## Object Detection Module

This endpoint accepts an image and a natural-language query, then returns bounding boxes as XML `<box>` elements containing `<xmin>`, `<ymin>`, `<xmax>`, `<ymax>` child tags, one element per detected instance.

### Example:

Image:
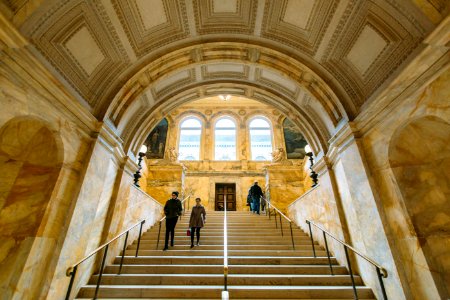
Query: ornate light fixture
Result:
<box><xmin>304</xmin><ymin>145</ymin><xmax>318</xmax><ymax>187</ymax></box>
<box><xmin>219</xmin><ymin>95</ymin><xmax>231</xmax><ymax>101</ymax></box>
<box><xmin>134</xmin><ymin>145</ymin><xmax>147</xmax><ymax>187</ymax></box>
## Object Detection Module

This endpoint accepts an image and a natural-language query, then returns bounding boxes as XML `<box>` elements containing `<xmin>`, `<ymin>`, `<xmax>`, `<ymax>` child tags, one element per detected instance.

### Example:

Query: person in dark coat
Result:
<box><xmin>249</xmin><ymin>181</ymin><xmax>263</xmax><ymax>215</ymax></box>
<box><xmin>163</xmin><ymin>191</ymin><xmax>182</xmax><ymax>251</ymax></box>
<box><xmin>189</xmin><ymin>198</ymin><xmax>206</xmax><ymax>248</ymax></box>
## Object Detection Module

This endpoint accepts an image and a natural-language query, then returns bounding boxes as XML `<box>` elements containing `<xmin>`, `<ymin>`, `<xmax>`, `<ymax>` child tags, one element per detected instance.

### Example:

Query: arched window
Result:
<box><xmin>215</xmin><ymin>117</ymin><xmax>236</xmax><ymax>160</ymax></box>
<box><xmin>249</xmin><ymin>118</ymin><xmax>272</xmax><ymax>160</ymax></box>
<box><xmin>178</xmin><ymin>117</ymin><xmax>202</xmax><ymax>160</ymax></box>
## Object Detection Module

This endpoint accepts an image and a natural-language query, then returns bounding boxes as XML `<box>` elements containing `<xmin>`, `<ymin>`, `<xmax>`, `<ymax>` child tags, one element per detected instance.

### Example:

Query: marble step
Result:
<box><xmin>122</xmin><ymin>249</ymin><xmax>328</xmax><ymax>256</ymax></box>
<box><xmin>103</xmin><ymin>264</ymin><xmax>348</xmax><ymax>275</ymax></box>
<box><xmin>77</xmin><ymin>285</ymin><xmax>374</xmax><ymax>299</ymax></box>
<box><xmin>134</xmin><ymin>239</ymin><xmax>314</xmax><ymax>246</ymax></box>
<box><xmin>89</xmin><ymin>274</ymin><xmax>363</xmax><ymax>286</ymax></box>
<box><xmin>112</xmin><ymin>256</ymin><xmax>338</xmax><ymax>265</ymax></box>
<box><xmin>138</xmin><ymin>236</ymin><xmax>312</xmax><ymax>242</ymax></box>
<box><xmin>128</xmin><ymin>244</ymin><xmax>315</xmax><ymax>251</ymax></box>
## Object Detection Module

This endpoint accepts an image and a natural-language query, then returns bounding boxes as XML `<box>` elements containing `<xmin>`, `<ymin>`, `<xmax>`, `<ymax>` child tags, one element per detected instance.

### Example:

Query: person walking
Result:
<box><xmin>163</xmin><ymin>191</ymin><xmax>182</xmax><ymax>251</ymax></box>
<box><xmin>247</xmin><ymin>187</ymin><xmax>253</xmax><ymax>212</ymax></box>
<box><xmin>189</xmin><ymin>197</ymin><xmax>206</xmax><ymax>248</ymax></box>
<box><xmin>249</xmin><ymin>181</ymin><xmax>263</xmax><ymax>215</ymax></box>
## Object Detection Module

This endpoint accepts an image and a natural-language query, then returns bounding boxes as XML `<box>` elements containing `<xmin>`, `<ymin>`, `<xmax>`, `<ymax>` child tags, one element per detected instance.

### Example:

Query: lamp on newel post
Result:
<box><xmin>134</xmin><ymin>145</ymin><xmax>147</xmax><ymax>188</ymax></box>
<box><xmin>304</xmin><ymin>145</ymin><xmax>318</xmax><ymax>187</ymax></box>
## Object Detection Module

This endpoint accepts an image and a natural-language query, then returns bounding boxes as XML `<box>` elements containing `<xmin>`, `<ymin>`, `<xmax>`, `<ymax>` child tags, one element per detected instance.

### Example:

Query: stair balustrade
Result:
<box><xmin>265</xmin><ymin>199</ymin><xmax>296</xmax><ymax>250</ymax></box>
<box><xmin>306</xmin><ymin>220</ymin><xmax>388</xmax><ymax>300</ymax></box>
<box><xmin>65</xmin><ymin>195</ymin><xmax>189</xmax><ymax>300</ymax></box>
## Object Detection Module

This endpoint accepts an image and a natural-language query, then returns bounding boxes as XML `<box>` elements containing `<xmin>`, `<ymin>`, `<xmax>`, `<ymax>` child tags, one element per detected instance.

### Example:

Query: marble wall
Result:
<box><xmin>0</xmin><ymin>22</ymin><xmax>164</xmax><ymax>300</ymax></box>
<box><xmin>360</xmin><ymin>68</ymin><xmax>450</xmax><ymax>299</ymax></box>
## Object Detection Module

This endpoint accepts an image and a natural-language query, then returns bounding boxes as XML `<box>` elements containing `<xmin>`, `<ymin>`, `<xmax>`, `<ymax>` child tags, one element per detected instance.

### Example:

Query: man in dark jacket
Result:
<box><xmin>163</xmin><ymin>191</ymin><xmax>183</xmax><ymax>250</ymax></box>
<box><xmin>249</xmin><ymin>181</ymin><xmax>263</xmax><ymax>215</ymax></box>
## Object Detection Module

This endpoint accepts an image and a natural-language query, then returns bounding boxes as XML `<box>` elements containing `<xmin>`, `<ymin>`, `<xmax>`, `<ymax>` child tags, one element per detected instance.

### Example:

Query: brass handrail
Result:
<box><xmin>66</xmin><ymin>220</ymin><xmax>144</xmax><ymax>276</ymax></box>
<box><xmin>306</xmin><ymin>220</ymin><xmax>388</xmax><ymax>277</ymax></box>
<box><xmin>155</xmin><ymin>195</ymin><xmax>190</xmax><ymax>250</ymax></box>
<box><xmin>306</xmin><ymin>219</ymin><xmax>388</xmax><ymax>300</ymax></box>
<box><xmin>222</xmin><ymin>186</ymin><xmax>229</xmax><ymax>299</ymax></box>
<box><xmin>266</xmin><ymin>198</ymin><xmax>296</xmax><ymax>250</ymax></box>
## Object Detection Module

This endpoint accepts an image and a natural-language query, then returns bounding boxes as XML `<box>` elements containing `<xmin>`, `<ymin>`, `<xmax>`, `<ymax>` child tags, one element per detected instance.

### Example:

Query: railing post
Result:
<box><xmin>344</xmin><ymin>245</ymin><xmax>358</xmax><ymax>299</ymax></box>
<box><xmin>289</xmin><ymin>222</ymin><xmax>295</xmax><ymax>250</ymax></box>
<box><xmin>268</xmin><ymin>203</ymin><xmax>271</xmax><ymax>220</ymax></box>
<box><xmin>376</xmin><ymin>267</ymin><xmax>388</xmax><ymax>300</ymax></box>
<box><xmin>93</xmin><ymin>244</ymin><xmax>109</xmax><ymax>300</ymax></box>
<box><xmin>323</xmin><ymin>232</ymin><xmax>334</xmax><ymax>275</ymax></box>
<box><xmin>118</xmin><ymin>231</ymin><xmax>129</xmax><ymax>275</ymax></box>
<box><xmin>156</xmin><ymin>220</ymin><xmax>162</xmax><ymax>250</ymax></box>
<box><xmin>279</xmin><ymin>213</ymin><xmax>284</xmax><ymax>236</ymax></box>
<box><xmin>135</xmin><ymin>220</ymin><xmax>145</xmax><ymax>257</ymax></box>
<box><xmin>306</xmin><ymin>221</ymin><xmax>316</xmax><ymax>258</ymax></box>
<box><xmin>65</xmin><ymin>265</ymin><xmax>78</xmax><ymax>300</ymax></box>
<box><xmin>274</xmin><ymin>210</ymin><xmax>278</xmax><ymax>229</ymax></box>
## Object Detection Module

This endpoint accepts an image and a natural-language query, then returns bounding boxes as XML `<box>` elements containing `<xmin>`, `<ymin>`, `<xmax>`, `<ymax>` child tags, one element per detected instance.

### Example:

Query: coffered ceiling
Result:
<box><xmin>4</xmin><ymin>0</ymin><xmax>437</xmax><ymax>126</ymax></box>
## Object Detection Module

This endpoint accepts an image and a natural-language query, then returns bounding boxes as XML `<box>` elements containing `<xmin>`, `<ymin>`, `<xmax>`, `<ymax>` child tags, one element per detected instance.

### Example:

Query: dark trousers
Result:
<box><xmin>165</xmin><ymin>217</ymin><xmax>178</xmax><ymax>247</ymax></box>
<box><xmin>252</xmin><ymin>196</ymin><xmax>260</xmax><ymax>214</ymax></box>
<box><xmin>190</xmin><ymin>227</ymin><xmax>201</xmax><ymax>245</ymax></box>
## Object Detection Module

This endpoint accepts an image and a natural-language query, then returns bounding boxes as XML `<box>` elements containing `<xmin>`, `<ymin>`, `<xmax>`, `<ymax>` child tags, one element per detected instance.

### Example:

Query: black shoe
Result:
<box><xmin>170</xmin><ymin>241</ymin><xmax>174</xmax><ymax>247</ymax></box>
<box><xmin>163</xmin><ymin>247</ymin><xmax>168</xmax><ymax>251</ymax></box>
<box><xmin>190</xmin><ymin>244</ymin><xmax>194</xmax><ymax>248</ymax></box>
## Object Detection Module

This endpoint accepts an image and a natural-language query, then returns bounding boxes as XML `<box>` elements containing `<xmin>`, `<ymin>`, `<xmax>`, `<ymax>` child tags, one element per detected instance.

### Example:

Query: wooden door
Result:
<box><xmin>215</xmin><ymin>183</ymin><xmax>236</xmax><ymax>211</ymax></box>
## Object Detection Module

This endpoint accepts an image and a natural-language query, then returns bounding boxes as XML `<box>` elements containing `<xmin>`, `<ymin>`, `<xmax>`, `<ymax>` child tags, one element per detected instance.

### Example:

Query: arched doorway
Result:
<box><xmin>0</xmin><ymin>117</ymin><xmax>63</xmax><ymax>298</ymax></box>
<box><xmin>389</xmin><ymin>116</ymin><xmax>450</xmax><ymax>298</ymax></box>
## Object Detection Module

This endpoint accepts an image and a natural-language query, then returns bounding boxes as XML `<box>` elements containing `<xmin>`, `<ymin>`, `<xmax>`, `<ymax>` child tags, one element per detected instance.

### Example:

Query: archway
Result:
<box><xmin>0</xmin><ymin>117</ymin><xmax>63</xmax><ymax>298</ymax></box>
<box><xmin>389</xmin><ymin>116</ymin><xmax>450</xmax><ymax>298</ymax></box>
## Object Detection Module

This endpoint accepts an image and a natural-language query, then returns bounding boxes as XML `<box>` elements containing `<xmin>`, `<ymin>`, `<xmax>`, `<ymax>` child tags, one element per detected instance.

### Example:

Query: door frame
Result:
<box><xmin>214</xmin><ymin>183</ymin><xmax>236</xmax><ymax>211</ymax></box>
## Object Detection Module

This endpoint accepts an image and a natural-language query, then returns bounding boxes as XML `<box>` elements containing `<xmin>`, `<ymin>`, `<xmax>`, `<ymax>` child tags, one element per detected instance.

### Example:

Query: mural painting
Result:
<box><xmin>144</xmin><ymin>118</ymin><xmax>168</xmax><ymax>159</ymax></box>
<box><xmin>283</xmin><ymin>118</ymin><xmax>308</xmax><ymax>159</ymax></box>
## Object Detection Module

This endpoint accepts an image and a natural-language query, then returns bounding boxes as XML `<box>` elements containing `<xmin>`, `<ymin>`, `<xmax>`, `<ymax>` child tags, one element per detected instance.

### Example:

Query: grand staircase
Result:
<box><xmin>76</xmin><ymin>211</ymin><xmax>374</xmax><ymax>299</ymax></box>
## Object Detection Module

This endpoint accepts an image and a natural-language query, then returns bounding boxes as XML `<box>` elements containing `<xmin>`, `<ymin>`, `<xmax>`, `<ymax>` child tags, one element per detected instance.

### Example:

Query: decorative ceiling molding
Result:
<box><xmin>24</xmin><ymin>0</ymin><xmax>129</xmax><ymax>106</ymax></box>
<box><xmin>193</xmin><ymin>0</ymin><xmax>258</xmax><ymax>34</ymax></box>
<box><xmin>111</xmin><ymin>0</ymin><xmax>189</xmax><ymax>57</ymax></box>
<box><xmin>261</xmin><ymin>0</ymin><xmax>339</xmax><ymax>56</ymax></box>
<box><xmin>321</xmin><ymin>0</ymin><xmax>428</xmax><ymax>105</ymax></box>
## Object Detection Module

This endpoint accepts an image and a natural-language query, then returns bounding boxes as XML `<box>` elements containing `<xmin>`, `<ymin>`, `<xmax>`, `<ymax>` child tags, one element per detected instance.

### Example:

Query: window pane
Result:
<box><xmin>181</xmin><ymin>118</ymin><xmax>201</xmax><ymax>128</ymax></box>
<box><xmin>215</xmin><ymin>118</ymin><xmax>236</xmax><ymax>160</ymax></box>
<box><xmin>249</xmin><ymin>118</ymin><xmax>270</xmax><ymax>128</ymax></box>
<box><xmin>216</xmin><ymin>118</ymin><xmax>236</xmax><ymax>128</ymax></box>
<box><xmin>250</xmin><ymin>119</ymin><xmax>272</xmax><ymax>160</ymax></box>
<box><xmin>179</xmin><ymin>118</ymin><xmax>201</xmax><ymax>160</ymax></box>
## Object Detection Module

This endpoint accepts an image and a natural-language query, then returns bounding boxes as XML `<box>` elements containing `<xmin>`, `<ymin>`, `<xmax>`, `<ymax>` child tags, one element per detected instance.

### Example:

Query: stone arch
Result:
<box><xmin>0</xmin><ymin>116</ymin><xmax>64</xmax><ymax>298</ymax></box>
<box><xmin>389</xmin><ymin>115</ymin><xmax>450</xmax><ymax>298</ymax></box>
<box><xmin>126</xmin><ymin>83</ymin><xmax>327</xmax><ymax>158</ymax></box>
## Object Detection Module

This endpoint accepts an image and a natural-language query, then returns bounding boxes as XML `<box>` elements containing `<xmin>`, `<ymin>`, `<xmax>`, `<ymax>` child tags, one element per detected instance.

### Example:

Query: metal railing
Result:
<box><xmin>265</xmin><ymin>199</ymin><xmax>296</xmax><ymax>250</ymax></box>
<box><xmin>306</xmin><ymin>220</ymin><xmax>388</xmax><ymax>300</ymax></box>
<box><xmin>155</xmin><ymin>195</ymin><xmax>191</xmax><ymax>250</ymax></box>
<box><xmin>222</xmin><ymin>188</ymin><xmax>229</xmax><ymax>300</ymax></box>
<box><xmin>65</xmin><ymin>219</ymin><xmax>146</xmax><ymax>300</ymax></box>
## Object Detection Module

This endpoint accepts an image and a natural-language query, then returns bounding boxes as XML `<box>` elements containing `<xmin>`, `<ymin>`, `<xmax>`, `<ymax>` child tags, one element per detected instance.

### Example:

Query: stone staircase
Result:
<box><xmin>76</xmin><ymin>211</ymin><xmax>374</xmax><ymax>299</ymax></box>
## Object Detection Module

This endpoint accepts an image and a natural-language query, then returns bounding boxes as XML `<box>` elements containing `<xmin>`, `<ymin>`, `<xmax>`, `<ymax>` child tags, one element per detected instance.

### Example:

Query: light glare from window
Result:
<box><xmin>178</xmin><ymin>118</ymin><xmax>201</xmax><ymax>160</ymax></box>
<box><xmin>215</xmin><ymin>117</ymin><xmax>236</xmax><ymax>160</ymax></box>
<box><xmin>249</xmin><ymin>118</ymin><xmax>272</xmax><ymax>160</ymax></box>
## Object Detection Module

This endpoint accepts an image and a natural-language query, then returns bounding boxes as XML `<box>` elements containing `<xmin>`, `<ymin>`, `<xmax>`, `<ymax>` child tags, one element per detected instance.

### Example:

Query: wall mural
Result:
<box><xmin>144</xmin><ymin>118</ymin><xmax>168</xmax><ymax>159</ymax></box>
<box><xmin>283</xmin><ymin>118</ymin><xmax>308</xmax><ymax>159</ymax></box>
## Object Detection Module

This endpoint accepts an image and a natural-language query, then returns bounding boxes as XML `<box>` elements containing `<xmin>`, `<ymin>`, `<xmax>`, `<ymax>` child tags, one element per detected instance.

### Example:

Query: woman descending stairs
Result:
<box><xmin>76</xmin><ymin>211</ymin><xmax>375</xmax><ymax>299</ymax></box>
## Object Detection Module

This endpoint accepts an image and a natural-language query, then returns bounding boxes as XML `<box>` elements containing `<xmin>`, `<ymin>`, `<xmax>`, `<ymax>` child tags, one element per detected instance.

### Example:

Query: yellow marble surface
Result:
<box><xmin>145</xmin><ymin>163</ymin><xmax>185</xmax><ymax>205</ymax></box>
<box><xmin>360</xmin><ymin>69</ymin><xmax>450</xmax><ymax>299</ymax></box>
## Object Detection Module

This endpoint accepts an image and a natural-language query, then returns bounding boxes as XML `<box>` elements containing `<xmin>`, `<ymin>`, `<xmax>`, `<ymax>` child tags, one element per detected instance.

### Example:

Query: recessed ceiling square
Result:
<box><xmin>283</xmin><ymin>0</ymin><xmax>315</xmax><ymax>29</ymax></box>
<box><xmin>65</xmin><ymin>26</ymin><xmax>105</xmax><ymax>76</ymax></box>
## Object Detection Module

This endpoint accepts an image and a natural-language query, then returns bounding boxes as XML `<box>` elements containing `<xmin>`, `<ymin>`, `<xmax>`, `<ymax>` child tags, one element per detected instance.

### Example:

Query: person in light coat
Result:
<box><xmin>189</xmin><ymin>197</ymin><xmax>206</xmax><ymax>248</ymax></box>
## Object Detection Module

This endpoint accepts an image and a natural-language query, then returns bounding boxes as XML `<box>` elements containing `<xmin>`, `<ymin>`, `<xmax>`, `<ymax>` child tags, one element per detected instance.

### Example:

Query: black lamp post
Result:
<box><xmin>134</xmin><ymin>145</ymin><xmax>147</xmax><ymax>188</ymax></box>
<box><xmin>305</xmin><ymin>145</ymin><xmax>318</xmax><ymax>187</ymax></box>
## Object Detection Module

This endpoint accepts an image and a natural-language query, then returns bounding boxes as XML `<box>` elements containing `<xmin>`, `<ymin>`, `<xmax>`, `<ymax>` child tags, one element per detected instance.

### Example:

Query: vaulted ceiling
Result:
<box><xmin>3</xmin><ymin>0</ymin><xmax>445</xmax><ymax>152</ymax></box>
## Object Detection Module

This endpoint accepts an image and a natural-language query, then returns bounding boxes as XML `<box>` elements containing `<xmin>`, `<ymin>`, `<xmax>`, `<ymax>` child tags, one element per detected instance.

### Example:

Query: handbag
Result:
<box><xmin>186</xmin><ymin>228</ymin><xmax>191</xmax><ymax>236</ymax></box>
